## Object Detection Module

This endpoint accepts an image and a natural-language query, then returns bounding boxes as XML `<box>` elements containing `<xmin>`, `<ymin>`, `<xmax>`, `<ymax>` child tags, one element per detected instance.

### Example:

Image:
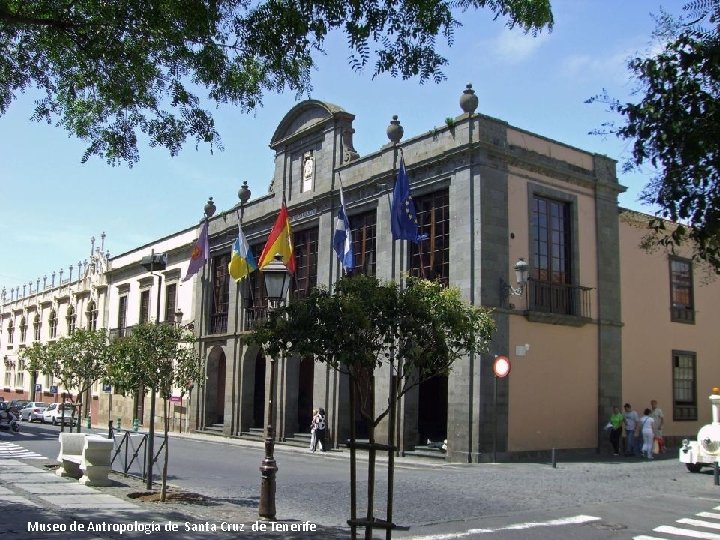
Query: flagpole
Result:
<box><xmin>198</xmin><ymin>197</ymin><xmax>216</xmax><ymax>432</ymax></box>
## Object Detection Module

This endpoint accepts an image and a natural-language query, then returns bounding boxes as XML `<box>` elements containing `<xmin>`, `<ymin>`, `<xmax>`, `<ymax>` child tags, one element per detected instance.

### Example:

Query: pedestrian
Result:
<box><xmin>607</xmin><ymin>405</ymin><xmax>624</xmax><ymax>456</ymax></box>
<box><xmin>650</xmin><ymin>399</ymin><xmax>665</xmax><ymax>453</ymax></box>
<box><xmin>623</xmin><ymin>403</ymin><xmax>640</xmax><ymax>457</ymax></box>
<box><xmin>312</xmin><ymin>408</ymin><xmax>326</xmax><ymax>452</ymax></box>
<box><xmin>309</xmin><ymin>408</ymin><xmax>318</xmax><ymax>452</ymax></box>
<box><xmin>639</xmin><ymin>408</ymin><xmax>656</xmax><ymax>459</ymax></box>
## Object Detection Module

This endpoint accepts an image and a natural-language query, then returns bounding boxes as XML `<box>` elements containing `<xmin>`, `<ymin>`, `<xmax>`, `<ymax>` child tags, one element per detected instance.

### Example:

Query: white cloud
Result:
<box><xmin>492</xmin><ymin>29</ymin><xmax>550</xmax><ymax>64</ymax></box>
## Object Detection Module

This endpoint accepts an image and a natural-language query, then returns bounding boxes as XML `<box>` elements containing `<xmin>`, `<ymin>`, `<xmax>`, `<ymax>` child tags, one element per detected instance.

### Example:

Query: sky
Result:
<box><xmin>0</xmin><ymin>0</ymin><xmax>684</xmax><ymax>292</ymax></box>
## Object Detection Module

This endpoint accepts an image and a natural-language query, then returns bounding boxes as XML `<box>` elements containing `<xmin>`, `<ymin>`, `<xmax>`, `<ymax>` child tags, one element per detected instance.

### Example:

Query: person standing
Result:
<box><xmin>650</xmin><ymin>400</ymin><xmax>665</xmax><ymax>453</ymax></box>
<box><xmin>313</xmin><ymin>408</ymin><xmax>327</xmax><ymax>452</ymax></box>
<box><xmin>608</xmin><ymin>406</ymin><xmax>624</xmax><ymax>456</ymax></box>
<box><xmin>623</xmin><ymin>403</ymin><xmax>640</xmax><ymax>457</ymax></box>
<box><xmin>309</xmin><ymin>408</ymin><xmax>318</xmax><ymax>452</ymax></box>
<box><xmin>639</xmin><ymin>408</ymin><xmax>656</xmax><ymax>459</ymax></box>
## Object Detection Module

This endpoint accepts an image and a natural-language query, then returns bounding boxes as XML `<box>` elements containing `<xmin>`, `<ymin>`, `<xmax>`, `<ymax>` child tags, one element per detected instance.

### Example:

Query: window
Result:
<box><xmin>210</xmin><ymin>253</ymin><xmax>230</xmax><ymax>334</ymax></box>
<box><xmin>409</xmin><ymin>189</ymin><xmax>450</xmax><ymax>284</ymax></box>
<box><xmin>19</xmin><ymin>317</ymin><xmax>27</xmax><ymax>343</ymax></box>
<box><xmin>532</xmin><ymin>195</ymin><xmax>571</xmax><ymax>284</ymax></box>
<box><xmin>673</xmin><ymin>351</ymin><xmax>697</xmax><ymax>420</ymax></box>
<box><xmin>66</xmin><ymin>306</ymin><xmax>76</xmax><ymax>334</ymax></box>
<box><xmin>164</xmin><ymin>283</ymin><xmax>177</xmax><ymax>323</ymax></box>
<box><xmin>49</xmin><ymin>310</ymin><xmax>58</xmax><ymax>339</ymax></box>
<box><xmin>670</xmin><ymin>257</ymin><xmax>695</xmax><ymax>323</ymax></box>
<box><xmin>3</xmin><ymin>372</ymin><xmax>11</xmax><ymax>387</ymax></box>
<box><xmin>7</xmin><ymin>319</ymin><xmax>14</xmax><ymax>345</ymax></box>
<box><xmin>349</xmin><ymin>210</ymin><xmax>377</xmax><ymax>276</ymax></box>
<box><xmin>33</xmin><ymin>314</ymin><xmax>41</xmax><ymax>341</ymax></box>
<box><xmin>292</xmin><ymin>228</ymin><xmax>318</xmax><ymax>298</ymax></box>
<box><xmin>118</xmin><ymin>296</ymin><xmax>128</xmax><ymax>337</ymax></box>
<box><xmin>86</xmin><ymin>300</ymin><xmax>98</xmax><ymax>330</ymax></box>
<box><xmin>15</xmin><ymin>371</ymin><xmax>24</xmax><ymax>388</ymax></box>
<box><xmin>528</xmin><ymin>194</ymin><xmax>586</xmax><ymax>317</ymax></box>
<box><xmin>139</xmin><ymin>290</ymin><xmax>150</xmax><ymax>324</ymax></box>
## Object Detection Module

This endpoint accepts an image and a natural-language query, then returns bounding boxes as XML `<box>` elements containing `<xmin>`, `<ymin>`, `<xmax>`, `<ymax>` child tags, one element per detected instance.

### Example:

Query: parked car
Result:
<box><xmin>42</xmin><ymin>403</ymin><xmax>76</xmax><ymax>426</ymax></box>
<box><xmin>19</xmin><ymin>402</ymin><xmax>49</xmax><ymax>422</ymax></box>
<box><xmin>8</xmin><ymin>399</ymin><xmax>30</xmax><ymax>416</ymax></box>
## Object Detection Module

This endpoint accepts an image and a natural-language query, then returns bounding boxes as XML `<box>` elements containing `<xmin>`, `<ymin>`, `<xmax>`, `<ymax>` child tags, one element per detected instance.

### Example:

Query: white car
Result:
<box><xmin>19</xmin><ymin>402</ymin><xmax>49</xmax><ymax>422</ymax></box>
<box><xmin>42</xmin><ymin>403</ymin><xmax>76</xmax><ymax>426</ymax></box>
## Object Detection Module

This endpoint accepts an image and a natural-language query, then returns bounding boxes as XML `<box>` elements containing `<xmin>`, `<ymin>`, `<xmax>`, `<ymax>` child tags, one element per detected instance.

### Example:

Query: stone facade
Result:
<box><xmin>5</xmin><ymin>92</ymin><xmax>713</xmax><ymax>462</ymax></box>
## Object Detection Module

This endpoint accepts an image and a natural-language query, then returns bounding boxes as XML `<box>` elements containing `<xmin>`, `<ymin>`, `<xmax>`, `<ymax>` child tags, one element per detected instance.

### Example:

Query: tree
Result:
<box><xmin>594</xmin><ymin>1</ymin><xmax>720</xmax><ymax>272</ymax></box>
<box><xmin>250</xmin><ymin>274</ymin><xmax>495</xmax><ymax>538</ymax></box>
<box><xmin>107</xmin><ymin>322</ymin><xmax>202</xmax><ymax>501</ymax></box>
<box><xmin>18</xmin><ymin>341</ymin><xmax>51</xmax><ymax>401</ymax></box>
<box><xmin>0</xmin><ymin>1</ymin><xmax>552</xmax><ymax>165</ymax></box>
<box><xmin>47</xmin><ymin>329</ymin><xmax>111</xmax><ymax>432</ymax></box>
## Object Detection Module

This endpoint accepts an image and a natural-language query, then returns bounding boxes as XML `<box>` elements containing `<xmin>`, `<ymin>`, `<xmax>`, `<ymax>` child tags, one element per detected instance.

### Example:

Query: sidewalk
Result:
<box><xmin>0</xmin><ymin>457</ymin><xmax>351</xmax><ymax>539</ymax></box>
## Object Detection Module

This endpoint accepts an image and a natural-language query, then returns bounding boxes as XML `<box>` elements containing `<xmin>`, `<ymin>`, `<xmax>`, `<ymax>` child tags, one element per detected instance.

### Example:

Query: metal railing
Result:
<box><xmin>110</xmin><ymin>430</ymin><xmax>166</xmax><ymax>481</ymax></box>
<box><xmin>527</xmin><ymin>280</ymin><xmax>592</xmax><ymax>319</ymax></box>
<box><xmin>209</xmin><ymin>312</ymin><xmax>228</xmax><ymax>334</ymax></box>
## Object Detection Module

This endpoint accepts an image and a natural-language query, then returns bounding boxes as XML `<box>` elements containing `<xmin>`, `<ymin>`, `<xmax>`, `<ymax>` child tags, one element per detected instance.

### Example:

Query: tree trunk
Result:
<box><xmin>161</xmin><ymin>397</ymin><xmax>170</xmax><ymax>502</ymax></box>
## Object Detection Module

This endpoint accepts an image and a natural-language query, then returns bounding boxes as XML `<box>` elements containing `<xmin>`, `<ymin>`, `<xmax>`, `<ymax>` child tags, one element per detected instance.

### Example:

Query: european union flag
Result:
<box><xmin>391</xmin><ymin>157</ymin><xmax>427</xmax><ymax>243</ymax></box>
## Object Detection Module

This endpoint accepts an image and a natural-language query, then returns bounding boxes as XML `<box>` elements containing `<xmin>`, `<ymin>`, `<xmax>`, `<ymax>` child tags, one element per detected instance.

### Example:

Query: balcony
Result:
<box><xmin>526</xmin><ymin>279</ymin><xmax>592</xmax><ymax>326</ymax></box>
<box><xmin>243</xmin><ymin>306</ymin><xmax>270</xmax><ymax>332</ymax></box>
<box><xmin>209</xmin><ymin>312</ymin><xmax>228</xmax><ymax>335</ymax></box>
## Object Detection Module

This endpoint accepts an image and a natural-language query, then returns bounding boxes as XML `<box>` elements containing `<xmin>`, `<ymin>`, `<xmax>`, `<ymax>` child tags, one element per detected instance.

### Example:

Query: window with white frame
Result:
<box><xmin>15</xmin><ymin>371</ymin><xmax>24</xmax><ymax>388</ymax></box>
<box><xmin>49</xmin><ymin>309</ymin><xmax>58</xmax><ymax>338</ymax></box>
<box><xmin>86</xmin><ymin>300</ymin><xmax>98</xmax><ymax>330</ymax></box>
<box><xmin>7</xmin><ymin>319</ymin><xmax>13</xmax><ymax>345</ymax></box>
<box><xmin>3</xmin><ymin>372</ymin><xmax>11</xmax><ymax>387</ymax></box>
<box><xmin>33</xmin><ymin>314</ymin><xmax>41</xmax><ymax>341</ymax></box>
<box><xmin>19</xmin><ymin>316</ymin><xmax>27</xmax><ymax>343</ymax></box>
<box><xmin>66</xmin><ymin>305</ymin><xmax>76</xmax><ymax>334</ymax></box>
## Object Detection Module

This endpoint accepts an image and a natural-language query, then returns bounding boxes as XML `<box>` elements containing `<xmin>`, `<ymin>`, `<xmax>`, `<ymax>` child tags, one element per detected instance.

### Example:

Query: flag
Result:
<box><xmin>391</xmin><ymin>157</ymin><xmax>427</xmax><ymax>243</ymax></box>
<box><xmin>182</xmin><ymin>220</ymin><xmax>208</xmax><ymax>282</ymax></box>
<box><xmin>333</xmin><ymin>183</ymin><xmax>354</xmax><ymax>272</ymax></box>
<box><xmin>258</xmin><ymin>203</ymin><xmax>296</xmax><ymax>273</ymax></box>
<box><xmin>228</xmin><ymin>219</ymin><xmax>257</xmax><ymax>281</ymax></box>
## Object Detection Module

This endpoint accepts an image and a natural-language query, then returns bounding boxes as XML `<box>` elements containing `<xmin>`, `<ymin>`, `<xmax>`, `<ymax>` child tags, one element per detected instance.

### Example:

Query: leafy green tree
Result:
<box><xmin>46</xmin><ymin>329</ymin><xmax>111</xmax><ymax>432</ymax></box>
<box><xmin>18</xmin><ymin>341</ymin><xmax>51</xmax><ymax>401</ymax></box>
<box><xmin>593</xmin><ymin>1</ymin><xmax>720</xmax><ymax>272</ymax></box>
<box><xmin>251</xmin><ymin>274</ymin><xmax>494</xmax><ymax>537</ymax></box>
<box><xmin>107</xmin><ymin>322</ymin><xmax>202</xmax><ymax>501</ymax></box>
<box><xmin>0</xmin><ymin>0</ymin><xmax>552</xmax><ymax>165</ymax></box>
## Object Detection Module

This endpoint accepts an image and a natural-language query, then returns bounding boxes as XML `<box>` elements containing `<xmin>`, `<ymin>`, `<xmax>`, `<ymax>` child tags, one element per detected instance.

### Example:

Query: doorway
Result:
<box><xmin>297</xmin><ymin>357</ymin><xmax>314</xmax><ymax>433</ymax></box>
<box><xmin>215</xmin><ymin>354</ymin><xmax>226</xmax><ymax>424</ymax></box>
<box><xmin>417</xmin><ymin>375</ymin><xmax>448</xmax><ymax>444</ymax></box>
<box><xmin>252</xmin><ymin>352</ymin><xmax>266</xmax><ymax>428</ymax></box>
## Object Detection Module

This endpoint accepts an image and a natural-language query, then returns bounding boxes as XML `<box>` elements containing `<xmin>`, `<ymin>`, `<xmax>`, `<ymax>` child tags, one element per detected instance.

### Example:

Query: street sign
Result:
<box><xmin>493</xmin><ymin>356</ymin><xmax>511</xmax><ymax>378</ymax></box>
<box><xmin>50</xmin><ymin>385</ymin><xmax>58</xmax><ymax>394</ymax></box>
<box><xmin>170</xmin><ymin>395</ymin><xmax>181</xmax><ymax>403</ymax></box>
<box><xmin>35</xmin><ymin>383</ymin><xmax>42</xmax><ymax>392</ymax></box>
<box><xmin>102</xmin><ymin>384</ymin><xmax>112</xmax><ymax>393</ymax></box>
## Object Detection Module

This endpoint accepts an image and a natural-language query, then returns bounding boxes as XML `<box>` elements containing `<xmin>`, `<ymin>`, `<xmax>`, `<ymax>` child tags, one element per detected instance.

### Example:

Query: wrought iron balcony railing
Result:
<box><xmin>527</xmin><ymin>279</ymin><xmax>592</xmax><ymax>320</ymax></box>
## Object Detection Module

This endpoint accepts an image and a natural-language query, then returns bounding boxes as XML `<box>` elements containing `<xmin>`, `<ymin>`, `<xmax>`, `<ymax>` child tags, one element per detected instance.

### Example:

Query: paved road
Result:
<box><xmin>4</xmin><ymin>422</ymin><xmax>720</xmax><ymax>539</ymax></box>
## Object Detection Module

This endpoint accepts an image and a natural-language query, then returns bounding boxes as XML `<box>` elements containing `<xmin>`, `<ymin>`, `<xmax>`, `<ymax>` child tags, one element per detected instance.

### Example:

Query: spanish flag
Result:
<box><xmin>258</xmin><ymin>204</ymin><xmax>296</xmax><ymax>273</ymax></box>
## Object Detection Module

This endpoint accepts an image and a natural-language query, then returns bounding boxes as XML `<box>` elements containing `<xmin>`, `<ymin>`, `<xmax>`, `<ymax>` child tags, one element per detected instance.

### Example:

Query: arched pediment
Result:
<box><xmin>270</xmin><ymin>100</ymin><xmax>348</xmax><ymax>148</ymax></box>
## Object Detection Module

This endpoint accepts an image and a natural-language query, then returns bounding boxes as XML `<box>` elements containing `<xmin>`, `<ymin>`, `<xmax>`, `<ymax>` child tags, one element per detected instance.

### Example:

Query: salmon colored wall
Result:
<box><xmin>620</xmin><ymin>212</ymin><xmax>720</xmax><ymax>438</ymax></box>
<box><xmin>508</xmin><ymin>318</ymin><xmax>599</xmax><ymax>451</ymax></box>
<box><xmin>505</xmin><ymin>167</ymin><xmax>602</xmax><ymax>451</ymax></box>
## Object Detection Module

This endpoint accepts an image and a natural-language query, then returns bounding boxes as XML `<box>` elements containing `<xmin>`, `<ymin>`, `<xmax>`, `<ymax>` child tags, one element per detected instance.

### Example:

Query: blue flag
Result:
<box><xmin>391</xmin><ymin>157</ymin><xmax>427</xmax><ymax>243</ymax></box>
<box><xmin>333</xmin><ymin>183</ymin><xmax>354</xmax><ymax>272</ymax></box>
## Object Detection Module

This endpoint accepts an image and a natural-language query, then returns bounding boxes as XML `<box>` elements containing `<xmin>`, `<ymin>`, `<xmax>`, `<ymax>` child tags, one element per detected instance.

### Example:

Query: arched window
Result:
<box><xmin>49</xmin><ymin>309</ymin><xmax>58</xmax><ymax>339</ymax></box>
<box><xmin>86</xmin><ymin>300</ymin><xmax>98</xmax><ymax>331</ymax></box>
<box><xmin>66</xmin><ymin>305</ymin><xmax>76</xmax><ymax>334</ymax></box>
<box><xmin>19</xmin><ymin>316</ymin><xmax>27</xmax><ymax>343</ymax></box>
<box><xmin>33</xmin><ymin>313</ymin><xmax>41</xmax><ymax>341</ymax></box>
<box><xmin>7</xmin><ymin>319</ymin><xmax>14</xmax><ymax>345</ymax></box>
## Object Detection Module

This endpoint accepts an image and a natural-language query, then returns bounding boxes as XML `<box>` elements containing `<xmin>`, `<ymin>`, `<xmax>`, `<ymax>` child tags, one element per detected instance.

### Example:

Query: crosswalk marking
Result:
<box><xmin>0</xmin><ymin>442</ymin><xmax>45</xmax><ymax>460</ymax></box>
<box><xmin>653</xmin><ymin>525</ymin><xmax>720</xmax><ymax>539</ymax></box>
<box><xmin>635</xmin><ymin>505</ymin><xmax>720</xmax><ymax>540</ymax></box>
<box><xmin>405</xmin><ymin>515</ymin><xmax>601</xmax><ymax>539</ymax></box>
<box><xmin>679</xmin><ymin>518</ymin><xmax>720</xmax><ymax>531</ymax></box>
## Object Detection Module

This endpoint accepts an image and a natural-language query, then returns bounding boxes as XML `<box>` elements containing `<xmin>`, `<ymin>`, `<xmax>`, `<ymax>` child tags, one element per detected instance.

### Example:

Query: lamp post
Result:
<box><xmin>140</xmin><ymin>249</ymin><xmax>167</xmax><ymax>490</ymax></box>
<box><xmin>258</xmin><ymin>256</ymin><xmax>292</xmax><ymax>521</ymax></box>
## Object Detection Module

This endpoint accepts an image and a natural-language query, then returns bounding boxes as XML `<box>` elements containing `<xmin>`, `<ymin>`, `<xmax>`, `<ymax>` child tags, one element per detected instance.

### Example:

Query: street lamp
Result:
<box><xmin>258</xmin><ymin>256</ymin><xmax>292</xmax><ymax>521</ymax></box>
<box><xmin>140</xmin><ymin>249</ymin><xmax>167</xmax><ymax>490</ymax></box>
<box><xmin>504</xmin><ymin>258</ymin><xmax>529</xmax><ymax>296</ymax></box>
